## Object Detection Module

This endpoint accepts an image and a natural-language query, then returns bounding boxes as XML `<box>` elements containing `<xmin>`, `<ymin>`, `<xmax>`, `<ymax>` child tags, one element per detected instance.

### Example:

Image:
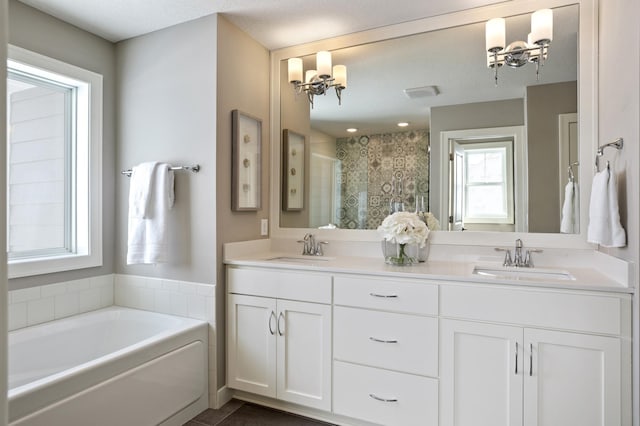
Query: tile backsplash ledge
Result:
<box><xmin>8</xmin><ymin>275</ymin><xmax>114</xmax><ymax>331</ymax></box>
<box><xmin>114</xmin><ymin>274</ymin><xmax>214</xmax><ymax>323</ymax></box>
<box><xmin>8</xmin><ymin>274</ymin><xmax>215</xmax><ymax>331</ymax></box>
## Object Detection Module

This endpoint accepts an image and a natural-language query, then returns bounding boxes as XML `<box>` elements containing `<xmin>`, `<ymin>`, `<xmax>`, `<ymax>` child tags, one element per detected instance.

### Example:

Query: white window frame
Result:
<box><xmin>7</xmin><ymin>45</ymin><xmax>102</xmax><ymax>278</ymax></box>
<box><xmin>462</xmin><ymin>140</ymin><xmax>515</xmax><ymax>225</ymax></box>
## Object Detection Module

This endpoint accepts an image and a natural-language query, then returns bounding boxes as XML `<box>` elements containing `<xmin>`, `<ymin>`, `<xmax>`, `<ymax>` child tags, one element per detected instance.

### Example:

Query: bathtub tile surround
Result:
<box><xmin>114</xmin><ymin>274</ymin><xmax>215</xmax><ymax>322</ymax></box>
<box><xmin>8</xmin><ymin>275</ymin><xmax>114</xmax><ymax>331</ymax></box>
<box><xmin>115</xmin><ymin>274</ymin><xmax>217</xmax><ymax>408</ymax></box>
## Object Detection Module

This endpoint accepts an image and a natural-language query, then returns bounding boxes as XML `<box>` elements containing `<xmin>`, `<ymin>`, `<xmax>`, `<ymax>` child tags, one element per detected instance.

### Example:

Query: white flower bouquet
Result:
<box><xmin>378</xmin><ymin>212</ymin><xmax>430</xmax><ymax>265</ymax></box>
<box><xmin>417</xmin><ymin>211</ymin><xmax>440</xmax><ymax>231</ymax></box>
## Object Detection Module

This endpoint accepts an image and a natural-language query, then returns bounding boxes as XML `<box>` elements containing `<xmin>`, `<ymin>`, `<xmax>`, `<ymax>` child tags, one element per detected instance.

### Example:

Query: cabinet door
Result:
<box><xmin>227</xmin><ymin>294</ymin><xmax>277</xmax><ymax>397</ymax></box>
<box><xmin>524</xmin><ymin>329</ymin><xmax>622</xmax><ymax>426</ymax></box>
<box><xmin>441</xmin><ymin>319</ymin><xmax>523</xmax><ymax>426</ymax></box>
<box><xmin>276</xmin><ymin>300</ymin><xmax>332</xmax><ymax>411</ymax></box>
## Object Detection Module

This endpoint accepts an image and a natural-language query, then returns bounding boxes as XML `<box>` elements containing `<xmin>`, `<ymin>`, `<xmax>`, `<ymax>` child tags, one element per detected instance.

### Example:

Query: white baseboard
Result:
<box><xmin>215</xmin><ymin>386</ymin><xmax>234</xmax><ymax>409</ymax></box>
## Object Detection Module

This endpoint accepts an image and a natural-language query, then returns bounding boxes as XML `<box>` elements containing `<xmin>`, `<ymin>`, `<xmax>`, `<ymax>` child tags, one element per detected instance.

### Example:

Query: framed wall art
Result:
<box><xmin>282</xmin><ymin>129</ymin><xmax>305</xmax><ymax>211</ymax></box>
<box><xmin>232</xmin><ymin>109</ymin><xmax>262</xmax><ymax>211</ymax></box>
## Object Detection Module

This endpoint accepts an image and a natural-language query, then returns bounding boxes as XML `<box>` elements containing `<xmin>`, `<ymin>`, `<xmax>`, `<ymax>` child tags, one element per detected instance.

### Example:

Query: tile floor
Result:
<box><xmin>184</xmin><ymin>399</ymin><xmax>335</xmax><ymax>426</ymax></box>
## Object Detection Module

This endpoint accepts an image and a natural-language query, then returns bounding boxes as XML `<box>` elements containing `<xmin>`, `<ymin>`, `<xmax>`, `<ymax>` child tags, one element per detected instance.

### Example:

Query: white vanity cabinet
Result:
<box><xmin>226</xmin><ymin>267</ymin><xmax>332</xmax><ymax>411</ymax></box>
<box><xmin>440</xmin><ymin>284</ymin><xmax>631</xmax><ymax>426</ymax></box>
<box><xmin>224</xmin><ymin>261</ymin><xmax>631</xmax><ymax>426</ymax></box>
<box><xmin>332</xmin><ymin>275</ymin><xmax>440</xmax><ymax>426</ymax></box>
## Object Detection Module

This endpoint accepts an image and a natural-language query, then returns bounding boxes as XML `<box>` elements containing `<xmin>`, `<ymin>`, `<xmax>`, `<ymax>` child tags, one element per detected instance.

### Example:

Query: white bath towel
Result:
<box><xmin>560</xmin><ymin>182</ymin><xmax>579</xmax><ymax>234</ymax></box>
<box><xmin>587</xmin><ymin>168</ymin><xmax>626</xmax><ymax>247</ymax></box>
<box><xmin>127</xmin><ymin>163</ymin><xmax>175</xmax><ymax>264</ymax></box>
<box><xmin>128</xmin><ymin>162</ymin><xmax>158</xmax><ymax>219</ymax></box>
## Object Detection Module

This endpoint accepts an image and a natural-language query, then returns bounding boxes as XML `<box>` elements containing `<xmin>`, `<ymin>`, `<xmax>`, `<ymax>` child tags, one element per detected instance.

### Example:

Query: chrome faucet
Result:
<box><xmin>495</xmin><ymin>239</ymin><xmax>543</xmax><ymax>268</ymax></box>
<box><xmin>297</xmin><ymin>233</ymin><xmax>328</xmax><ymax>256</ymax></box>
<box><xmin>513</xmin><ymin>239</ymin><xmax>524</xmax><ymax>267</ymax></box>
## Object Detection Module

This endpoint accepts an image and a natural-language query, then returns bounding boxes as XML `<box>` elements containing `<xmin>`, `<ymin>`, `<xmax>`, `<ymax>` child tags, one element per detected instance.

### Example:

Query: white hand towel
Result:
<box><xmin>128</xmin><ymin>162</ymin><xmax>158</xmax><ymax>219</ymax></box>
<box><xmin>606</xmin><ymin>169</ymin><xmax>626</xmax><ymax>247</ymax></box>
<box><xmin>587</xmin><ymin>168</ymin><xmax>626</xmax><ymax>247</ymax></box>
<box><xmin>560</xmin><ymin>182</ymin><xmax>576</xmax><ymax>234</ymax></box>
<box><xmin>127</xmin><ymin>163</ymin><xmax>175</xmax><ymax>264</ymax></box>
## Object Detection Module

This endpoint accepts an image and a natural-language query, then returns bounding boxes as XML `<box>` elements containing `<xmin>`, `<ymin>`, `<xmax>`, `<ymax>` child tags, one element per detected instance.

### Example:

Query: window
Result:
<box><xmin>6</xmin><ymin>46</ymin><xmax>102</xmax><ymax>278</ymax></box>
<box><xmin>462</xmin><ymin>140</ymin><xmax>514</xmax><ymax>224</ymax></box>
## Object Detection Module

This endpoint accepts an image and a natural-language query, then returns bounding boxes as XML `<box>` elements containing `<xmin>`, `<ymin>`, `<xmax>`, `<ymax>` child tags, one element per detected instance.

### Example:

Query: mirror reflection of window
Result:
<box><xmin>463</xmin><ymin>141</ymin><xmax>514</xmax><ymax>226</ymax></box>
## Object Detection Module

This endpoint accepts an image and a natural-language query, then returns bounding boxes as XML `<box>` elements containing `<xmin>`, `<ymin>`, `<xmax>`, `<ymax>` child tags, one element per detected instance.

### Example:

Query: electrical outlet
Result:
<box><xmin>260</xmin><ymin>219</ymin><xmax>269</xmax><ymax>236</ymax></box>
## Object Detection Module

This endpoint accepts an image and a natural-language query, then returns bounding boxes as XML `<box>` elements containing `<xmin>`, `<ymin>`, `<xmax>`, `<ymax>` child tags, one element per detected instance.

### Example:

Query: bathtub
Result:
<box><xmin>8</xmin><ymin>306</ymin><xmax>209</xmax><ymax>426</ymax></box>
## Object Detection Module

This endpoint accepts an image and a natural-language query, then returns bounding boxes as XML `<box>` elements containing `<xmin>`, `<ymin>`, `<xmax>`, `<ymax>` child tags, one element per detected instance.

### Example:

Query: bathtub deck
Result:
<box><xmin>185</xmin><ymin>400</ymin><xmax>334</xmax><ymax>426</ymax></box>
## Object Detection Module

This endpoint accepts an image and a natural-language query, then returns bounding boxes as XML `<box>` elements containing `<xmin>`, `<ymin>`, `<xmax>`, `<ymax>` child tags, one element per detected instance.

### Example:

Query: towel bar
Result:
<box><xmin>595</xmin><ymin>138</ymin><xmax>623</xmax><ymax>172</ymax></box>
<box><xmin>121</xmin><ymin>164</ymin><xmax>200</xmax><ymax>177</ymax></box>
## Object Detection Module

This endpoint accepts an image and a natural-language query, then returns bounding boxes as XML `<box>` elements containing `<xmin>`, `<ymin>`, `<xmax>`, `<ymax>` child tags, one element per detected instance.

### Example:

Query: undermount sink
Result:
<box><xmin>265</xmin><ymin>256</ymin><xmax>333</xmax><ymax>263</ymax></box>
<box><xmin>473</xmin><ymin>266</ymin><xmax>575</xmax><ymax>281</ymax></box>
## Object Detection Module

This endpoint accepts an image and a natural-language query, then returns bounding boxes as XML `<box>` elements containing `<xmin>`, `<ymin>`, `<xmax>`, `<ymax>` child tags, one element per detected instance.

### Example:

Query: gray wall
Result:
<box><xmin>527</xmin><ymin>81</ymin><xmax>577</xmax><ymax>233</ymax></box>
<box><xmin>115</xmin><ymin>15</ymin><xmax>218</xmax><ymax>284</ymax></box>
<box><xmin>215</xmin><ymin>14</ymin><xmax>270</xmax><ymax>390</ymax></box>
<box><xmin>597</xmin><ymin>1</ymin><xmax>640</xmax><ymax>423</ymax></box>
<box><xmin>7</xmin><ymin>0</ymin><xmax>116</xmax><ymax>289</ymax></box>
<box><xmin>429</xmin><ymin>98</ymin><xmax>525</xmax><ymax>226</ymax></box>
<box><xmin>1</xmin><ymin>0</ymin><xmax>8</xmax><ymax>422</ymax></box>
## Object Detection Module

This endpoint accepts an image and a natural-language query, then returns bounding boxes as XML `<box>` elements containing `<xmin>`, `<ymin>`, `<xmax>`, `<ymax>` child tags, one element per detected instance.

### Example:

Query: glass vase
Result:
<box><xmin>382</xmin><ymin>241</ymin><xmax>416</xmax><ymax>266</ymax></box>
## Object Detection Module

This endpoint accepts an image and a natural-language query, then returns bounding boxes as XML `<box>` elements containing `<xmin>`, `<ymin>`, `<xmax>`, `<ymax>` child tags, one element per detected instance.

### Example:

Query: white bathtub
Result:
<box><xmin>8</xmin><ymin>306</ymin><xmax>209</xmax><ymax>426</ymax></box>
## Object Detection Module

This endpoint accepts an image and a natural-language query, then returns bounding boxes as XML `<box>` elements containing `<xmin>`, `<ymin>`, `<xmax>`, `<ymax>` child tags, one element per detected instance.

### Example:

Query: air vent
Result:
<box><xmin>403</xmin><ymin>85</ymin><xmax>440</xmax><ymax>99</ymax></box>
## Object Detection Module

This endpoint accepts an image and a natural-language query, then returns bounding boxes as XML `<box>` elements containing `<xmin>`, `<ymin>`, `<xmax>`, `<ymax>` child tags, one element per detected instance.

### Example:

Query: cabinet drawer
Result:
<box><xmin>334</xmin><ymin>307</ymin><xmax>437</xmax><ymax>377</ymax></box>
<box><xmin>227</xmin><ymin>267</ymin><xmax>331</xmax><ymax>304</ymax></box>
<box><xmin>441</xmin><ymin>285</ymin><xmax>630</xmax><ymax>336</ymax></box>
<box><xmin>334</xmin><ymin>275</ymin><xmax>438</xmax><ymax>315</ymax></box>
<box><xmin>333</xmin><ymin>361</ymin><xmax>438</xmax><ymax>426</ymax></box>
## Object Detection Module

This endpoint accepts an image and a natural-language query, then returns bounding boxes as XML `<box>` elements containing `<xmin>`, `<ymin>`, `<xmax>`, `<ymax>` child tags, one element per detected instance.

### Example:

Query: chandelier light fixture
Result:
<box><xmin>288</xmin><ymin>51</ymin><xmax>347</xmax><ymax>108</ymax></box>
<box><xmin>485</xmin><ymin>9</ymin><xmax>553</xmax><ymax>85</ymax></box>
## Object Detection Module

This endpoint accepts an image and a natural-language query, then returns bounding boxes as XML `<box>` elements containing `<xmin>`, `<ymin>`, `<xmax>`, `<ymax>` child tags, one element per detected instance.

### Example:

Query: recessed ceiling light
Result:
<box><xmin>347</xmin><ymin>128</ymin><xmax>358</xmax><ymax>133</ymax></box>
<box><xmin>397</xmin><ymin>122</ymin><xmax>409</xmax><ymax>127</ymax></box>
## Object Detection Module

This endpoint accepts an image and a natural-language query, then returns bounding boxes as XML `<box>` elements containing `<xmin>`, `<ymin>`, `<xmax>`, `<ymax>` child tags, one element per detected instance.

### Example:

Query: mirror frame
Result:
<box><xmin>270</xmin><ymin>0</ymin><xmax>598</xmax><ymax>249</ymax></box>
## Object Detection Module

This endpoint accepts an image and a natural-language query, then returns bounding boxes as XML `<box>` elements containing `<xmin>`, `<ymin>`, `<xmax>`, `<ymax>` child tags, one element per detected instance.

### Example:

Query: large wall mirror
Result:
<box><xmin>271</xmin><ymin>0</ymin><xmax>597</xmax><ymax>248</ymax></box>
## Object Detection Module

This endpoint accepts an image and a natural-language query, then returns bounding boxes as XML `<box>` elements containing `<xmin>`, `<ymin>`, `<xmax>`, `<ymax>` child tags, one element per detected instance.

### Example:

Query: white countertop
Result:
<box><xmin>224</xmin><ymin>249</ymin><xmax>633</xmax><ymax>295</ymax></box>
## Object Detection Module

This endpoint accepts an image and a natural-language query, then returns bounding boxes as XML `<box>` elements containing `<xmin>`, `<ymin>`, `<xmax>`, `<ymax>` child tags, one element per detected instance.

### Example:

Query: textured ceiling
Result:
<box><xmin>17</xmin><ymin>0</ymin><xmax>509</xmax><ymax>49</ymax></box>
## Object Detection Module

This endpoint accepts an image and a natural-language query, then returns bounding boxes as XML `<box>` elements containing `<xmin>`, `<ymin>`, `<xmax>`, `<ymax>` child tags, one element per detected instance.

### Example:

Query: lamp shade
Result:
<box><xmin>333</xmin><ymin>65</ymin><xmax>347</xmax><ymax>88</ymax></box>
<box><xmin>305</xmin><ymin>70</ymin><xmax>317</xmax><ymax>84</ymax></box>
<box><xmin>288</xmin><ymin>58</ymin><xmax>303</xmax><ymax>83</ymax></box>
<box><xmin>531</xmin><ymin>9</ymin><xmax>553</xmax><ymax>44</ymax></box>
<box><xmin>485</xmin><ymin>18</ymin><xmax>505</xmax><ymax>52</ymax></box>
<box><xmin>316</xmin><ymin>51</ymin><xmax>332</xmax><ymax>78</ymax></box>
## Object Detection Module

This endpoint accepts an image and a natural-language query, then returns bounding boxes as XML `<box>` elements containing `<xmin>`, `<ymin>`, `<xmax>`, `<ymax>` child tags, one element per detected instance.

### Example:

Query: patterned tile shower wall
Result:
<box><xmin>335</xmin><ymin>129</ymin><xmax>429</xmax><ymax>229</ymax></box>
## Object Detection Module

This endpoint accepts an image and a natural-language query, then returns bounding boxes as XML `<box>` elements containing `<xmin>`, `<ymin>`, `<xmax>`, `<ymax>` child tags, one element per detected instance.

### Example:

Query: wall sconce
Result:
<box><xmin>485</xmin><ymin>9</ymin><xmax>553</xmax><ymax>85</ymax></box>
<box><xmin>288</xmin><ymin>51</ymin><xmax>347</xmax><ymax>108</ymax></box>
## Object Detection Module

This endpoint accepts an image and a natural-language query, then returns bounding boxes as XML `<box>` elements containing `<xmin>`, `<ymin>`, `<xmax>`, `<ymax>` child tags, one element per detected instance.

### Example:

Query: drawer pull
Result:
<box><xmin>369</xmin><ymin>393</ymin><xmax>398</xmax><ymax>403</ymax></box>
<box><xmin>369</xmin><ymin>336</ymin><xmax>398</xmax><ymax>344</ymax></box>
<box><xmin>369</xmin><ymin>292</ymin><xmax>398</xmax><ymax>298</ymax></box>
<box><xmin>515</xmin><ymin>342</ymin><xmax>518</xmax><ymax>375</ymax></box>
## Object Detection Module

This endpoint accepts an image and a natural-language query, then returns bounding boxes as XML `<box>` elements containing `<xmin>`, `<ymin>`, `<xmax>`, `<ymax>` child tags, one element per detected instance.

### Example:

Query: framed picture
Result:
<box><xmin>282</xmin><ymin>129</ymin><xmax>305</xmax><ymax>211</ymax></box>
<box><xmin>232</xmin><ymin>110</ymin><xmax>262</xmax><ymax>211</ymax></box>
